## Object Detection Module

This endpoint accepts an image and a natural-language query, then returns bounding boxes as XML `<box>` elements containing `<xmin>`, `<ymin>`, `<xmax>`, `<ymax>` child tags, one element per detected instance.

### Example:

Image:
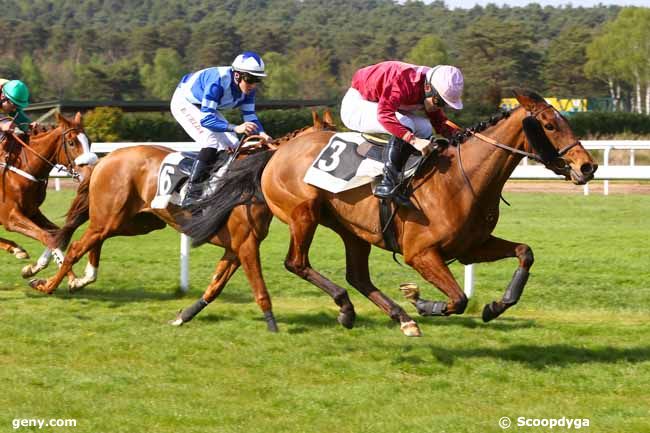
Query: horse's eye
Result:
<box><xmin>544</xmin><ymin>124</ymin><xmax>555</xmax><ymax>131</ymax></box>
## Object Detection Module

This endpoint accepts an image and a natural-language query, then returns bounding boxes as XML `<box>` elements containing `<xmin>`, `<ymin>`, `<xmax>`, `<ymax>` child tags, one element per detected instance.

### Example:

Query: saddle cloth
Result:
<box><xmin>151</xmin><ymin>152</ymin><xmax>198</xmax><ymax>209</ymax></box>
<box><xmin>303</xmin><ymin>132</ymin><xmax>421</xmax><ymax>193</ymax></box>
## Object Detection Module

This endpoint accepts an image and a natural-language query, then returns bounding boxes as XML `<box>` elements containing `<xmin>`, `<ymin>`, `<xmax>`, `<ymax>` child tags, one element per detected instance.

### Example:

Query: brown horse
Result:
<box><xmin>184</xmin><ymin>90</ymin><xmax>597</xmax><ymax>337</ymax></box>
<box><xmin>29</xmin><ymin>111</ymin><xmax>335</xmax><ymax>332</ymax></box>
<box><xmin>0</xmin><ymin>112</ymin><xmax>96</xmax><ymax>275</ymax></box>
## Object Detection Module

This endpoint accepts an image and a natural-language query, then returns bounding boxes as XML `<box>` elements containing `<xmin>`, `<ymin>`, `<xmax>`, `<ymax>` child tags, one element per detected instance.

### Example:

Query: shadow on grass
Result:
<box><xmin>278</xmin><ymin>311</ymin><xmax>537</xmax><ymax>334</ymax></box>
<box><xmin>428</xmin><ymin>344</ymin><xmax>650</xmax><ymax>369</ymax></box>
<box><xmin>24</xmin><ymin>286</ymin><xmax>182</xmax><ymax>304</ymax></box>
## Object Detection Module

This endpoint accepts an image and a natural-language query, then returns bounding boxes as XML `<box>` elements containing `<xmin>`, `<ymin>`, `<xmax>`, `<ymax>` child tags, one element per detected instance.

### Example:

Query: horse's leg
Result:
<box><xmin>0</xmin><ymin>237</ymin><xmax>29</xmax><ymax>259</ymax></box>
<box><xmin>406</xmin><ymin>247</ymin><xmax>469</xmax><ymax>316</ymax></box>
<box><xmin>29</xmin><ymin>228</ymin><xmax>104</xmax><ymax>294</ymax></box>
<box><xmin>4</xmin><ymin>209</ymin><xmax>64</xmax><ymax>278</ymax></box>
<box><xmin>67</xmin><ymin>244</ymin><xmax>103</xmax><ymax>292</ymax></box>
<box><xmin>457</xmin><ymin>235</ymin><xmax>534</xmax><ymax>323</ymax></box>
<box><xmin>284</xmin><ymin>201</ymin><xmax>356</xmax><ymax>328</ymax></box>
<box><xmin>170</xmin><ymin>250</ymin><xmax>241</xmax><ymax>327</ymax></box>
<box><xmin>325</xmin><ymin>220</ymin><xmax>420</xmax><ymax>336</ymax></box>
<box><xmin>237</xmin><ymin>232</ymin><xmax>278</xmax><ymax>332</ymax></box>
<box><xmin>20</xmin><ymin>209</ymin><xmax>76</xmax><ymax>279</ymax></box>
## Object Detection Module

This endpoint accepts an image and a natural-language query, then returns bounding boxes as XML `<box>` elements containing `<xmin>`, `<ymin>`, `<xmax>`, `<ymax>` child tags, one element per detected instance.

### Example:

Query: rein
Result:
<box><xmin>446</xmin><ymin>105</ymin><xmax>580</xmax><ymax>164</ymax></box>
<box><xmin>3</xmin><ymin>127</ymin><xmax>82</xmax><ymax>182</ymax></box>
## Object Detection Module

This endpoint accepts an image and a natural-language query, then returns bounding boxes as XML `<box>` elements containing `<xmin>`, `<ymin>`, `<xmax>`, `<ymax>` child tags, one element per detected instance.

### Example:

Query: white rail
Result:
<box><xmin>50</xmin><ymin>140</ymin><xmax>650</xmax><ymax>293</ymax></box>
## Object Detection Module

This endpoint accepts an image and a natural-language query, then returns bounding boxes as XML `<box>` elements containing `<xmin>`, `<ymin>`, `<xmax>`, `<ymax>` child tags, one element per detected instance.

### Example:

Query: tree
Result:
<box><xmin>260</xmin><ymin>51</ymin><xmax>299</xmax><ymax>99</ymax></box>
<box><xmin>405</xmin><ymin>35</ymin><xmax>448</xmax><ymax>67</ymax></box>
<box><xmin>543</xmin><ymin>25</ymin><xmax>600</xmax><ymax>98</ymax></box>
<box><xmin>456</xmin><ymin>16</ymin><xmax>543</xmax><ymax>111</ymax></box>
<box><xmin>289</xmin><ymin>47</ymin><xmax>337</xmax><ymax>100</ymax></box>
<box><xmin>20</xmin><ymin>55</ymin><xmax>45</xmax><ymax>100</ymax></box>
<box><xmin>140</xmin><ymin>48</ymin><xmax>186</xmax><ymax>100</ymax></box>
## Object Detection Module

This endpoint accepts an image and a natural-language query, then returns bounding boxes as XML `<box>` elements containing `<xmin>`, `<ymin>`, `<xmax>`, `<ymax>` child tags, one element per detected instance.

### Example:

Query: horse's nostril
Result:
<box><xmin>581</xmin><ymin>163</ymin><xmax>595</xmax><ymax>176</ymax></box>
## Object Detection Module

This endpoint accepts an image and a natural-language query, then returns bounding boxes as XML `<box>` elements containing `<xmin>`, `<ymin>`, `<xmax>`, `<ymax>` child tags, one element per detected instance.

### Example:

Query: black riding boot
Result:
<box><xmin>181</xmin><ymin>147</ymin><xmax>218</xmax><ymax>208</ymax></box>
<box><xmin>375</xmin><ymin>136</ymin><xmax>410</xmax><ymax>199</ymax></box>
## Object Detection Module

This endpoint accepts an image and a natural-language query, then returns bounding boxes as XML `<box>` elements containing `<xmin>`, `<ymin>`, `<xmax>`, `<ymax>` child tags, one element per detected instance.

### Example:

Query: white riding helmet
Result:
<box><xmin>426</xmin><ymin>65</ymin><xmax>464</xmax><ymax>110</ymax></box>
<box><xmin>232</xmin><ymin>51</ymin><xmax>267</xmax><ymax>77</ymax></box>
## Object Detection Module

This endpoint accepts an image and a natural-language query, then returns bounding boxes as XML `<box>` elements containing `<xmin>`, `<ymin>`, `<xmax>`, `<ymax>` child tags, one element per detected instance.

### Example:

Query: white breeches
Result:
<box><xmin>170</xmin><ymin>88</ymin><xmax>239</xmax><ymax>151</ymax></box>
<box><xmin>340</xmin><ymin>88</ymin><xmax>433</xmax><ymax>138</ymax></box>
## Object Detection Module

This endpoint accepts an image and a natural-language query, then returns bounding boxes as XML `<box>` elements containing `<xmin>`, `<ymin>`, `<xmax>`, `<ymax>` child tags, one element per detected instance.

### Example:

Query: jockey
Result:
<box><xmin>340</xmin><ymin>61</ymin><xmax>464</xmax><ymax>200</ymax></box>
<box><xmin>170</xmin><ymin>51</ymin><xmax>272</xmax><ymax>207</ymax></box>
<box><xmin>0</xmin><ymin>79</ymin><xmax>34</xmax><ymax>134</ymax></box>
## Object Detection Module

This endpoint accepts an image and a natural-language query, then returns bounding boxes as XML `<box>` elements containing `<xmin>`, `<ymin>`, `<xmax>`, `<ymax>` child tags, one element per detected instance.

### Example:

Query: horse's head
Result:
<box><xmin>514</xmin><ymin>90</ymin><xmax>597</xmax><ymax>185</ymax></box>
<box><xmin>52</xmin><ymin>112</ymin><xmax>98</xmax><ymax>177</ymax></box>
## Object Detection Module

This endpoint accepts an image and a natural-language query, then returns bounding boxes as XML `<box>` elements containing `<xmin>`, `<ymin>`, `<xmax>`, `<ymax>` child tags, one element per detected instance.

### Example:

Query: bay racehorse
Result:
<box><xmin>184</xmin><ymin>90</ymin><xmax>597</xmax><ymax>337</ymax></box>
<box><xmin>0</xmin><ymin>112</ymin><xmax>96</xmax><ymax>276</ymax></box>
<box><xmin>29</xmin><ymin>111</ymin><xmax>335</xmax><ymax>332</ymax></box>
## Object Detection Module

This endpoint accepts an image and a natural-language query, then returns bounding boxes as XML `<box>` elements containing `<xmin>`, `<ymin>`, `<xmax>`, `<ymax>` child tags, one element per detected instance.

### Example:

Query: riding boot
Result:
<box><xmin>181</xmin><ymin>147</ymin><xmax>218</xmax><ymax>208</ymax></box>
<box><xmin>375</xmin><ymin>135</ymin><xmax>409</xmax><ymax>200</ymax></box>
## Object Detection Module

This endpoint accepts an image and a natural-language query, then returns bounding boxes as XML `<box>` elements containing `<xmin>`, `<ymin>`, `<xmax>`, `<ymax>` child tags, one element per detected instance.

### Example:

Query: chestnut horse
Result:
<box><xmin>29</xmin><ymin>111</ymin><xmax>335</xmax><ymax>332</ymax></box>
<box><xmin>0</xmin><ymin>112</ymin><xmax>96</xmax><ymax>274</ymax></box>
<box><xmin>185</xmin><ymin>90</ymin><xmax>597</xmax><ymax>337</ymax></box>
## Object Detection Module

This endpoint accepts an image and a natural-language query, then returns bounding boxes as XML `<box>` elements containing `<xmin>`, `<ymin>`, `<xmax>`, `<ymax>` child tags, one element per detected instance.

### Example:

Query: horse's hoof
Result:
<box><xmin>399</xmin><ymin>282</ymin><xmax>420</xmax><ymax>304</ymax></box>
<box><xmin>12</xmin><ymin>248</ymin><xmax>29</xmax><ymax>260</ymax></box>
<box><xmin>482</xmin><ymin>302</ymin><xmax>499</xmax><ymax>323</ymax></box>
<box><xmin>400</xmin><ymin>320</ymin><xmax>422</xmax><ymax>337</ymax></box>
<box><xmin>21</xmin><ymin>265</ymin><xmax>36</xmax><ymax>279</ymax></box>
<box><xmin>169</xmin><ymin>315</ymin><xmax>184</xmax><ymax>327</ymax></box>
<box><xmin>67</xmin><ymin>280</ymin><xmax>85</xmax><ymax>293</ymax></box>
<box><xmin>28</xmin><ymin>279</ymin><xmax>53</xmax><ymax>295</ymax></box>
<box><xmin>337</xmin><ymin>309</ymin><xmax>356</xmax><ymax>329</ymax></box>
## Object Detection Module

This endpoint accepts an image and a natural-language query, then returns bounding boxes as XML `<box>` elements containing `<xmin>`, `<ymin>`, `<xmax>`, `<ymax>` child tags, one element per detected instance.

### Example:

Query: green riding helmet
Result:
<box><xmin>2</xmin><ymin>80</ymin><xmax>30</xmax><ymax>109</ymax></box>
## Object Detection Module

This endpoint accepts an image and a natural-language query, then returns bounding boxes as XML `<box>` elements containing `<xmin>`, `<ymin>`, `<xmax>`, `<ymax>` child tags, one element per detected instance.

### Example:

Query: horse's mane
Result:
<box><xmin>450</xmin><ymin>109</ymin><xmax>512</xmax><ymax>146</ymax></box>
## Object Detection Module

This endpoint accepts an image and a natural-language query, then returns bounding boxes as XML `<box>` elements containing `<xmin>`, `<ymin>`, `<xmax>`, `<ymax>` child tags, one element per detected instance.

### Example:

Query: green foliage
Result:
<box><xmin>568</xmin><ymin>111</ymin><xmax>650</xmax><ymax>136</ymax></box>
<box><xmin>83</xmin><ymin>106</ymin><xmax>124</xmax><ymax>142</ymax></box>
<box><xmin>19</xmin><ymin>55</ymin><xmax>44</xmax><ymax>97</ymax></box>
<box><xmin>405</xmin><ymin>35</ymin><xmax>448</xmax><ymax>67</ymax></box>
<box><xmin>140</xmin><ymin>48</ymin><xmax>186</xmax><ymax>100</ymax></box>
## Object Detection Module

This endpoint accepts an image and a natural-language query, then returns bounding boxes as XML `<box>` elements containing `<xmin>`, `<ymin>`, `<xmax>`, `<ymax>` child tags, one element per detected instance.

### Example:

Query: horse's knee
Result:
<box><xmin>284</xmin><ymin>258</ymin><xmax>307</xmax><ymax>277</ymax></box>
<box><xmin>517</xmin><ymin>244</ymin><xmax>534</xmax><ymax>268</ymax></box>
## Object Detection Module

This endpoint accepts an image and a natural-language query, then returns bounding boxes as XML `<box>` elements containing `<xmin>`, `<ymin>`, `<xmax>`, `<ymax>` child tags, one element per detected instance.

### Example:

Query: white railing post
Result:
<box><xmin>464</xmin><ymin>264</ymin><xmax>474</xmax><ymax>299</ymax></box>
<box><xmin>630</xmin><ymin>149</ymin><xmax>635</xmax><ymax>166</ymax></box>
<box><xmin>583</xmin><ymin>183</ymin><xmax>589</xmax><ymax>196</ymax></box>
<box><xmin>54</xmin><ymin>178</ymin><xmax>61</xmax><ymax>191</ymax></box>
<box><xmin>180</xmin><ymin>234</ymin><xmax>190</xmax><ymax>292</ymax></box>
<box><xmin>603</xmin><ymin>147</ymin><xmax>611</xmax><ymax>196</ymax></box>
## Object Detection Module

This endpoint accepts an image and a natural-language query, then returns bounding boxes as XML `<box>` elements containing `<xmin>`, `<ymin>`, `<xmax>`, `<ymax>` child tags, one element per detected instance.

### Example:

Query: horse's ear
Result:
<box><xmin>54</xmin><ymin>111</ymin><xmax>64</xmax><ymax>124</ymax></box>
<box><xmin>312</xmin><ymin>110</ymin><xmax>323</xmax><ymax>129</ymax></box>
<box><xmin>513</xmin><ymin>89</ymin><xmax>546</xmax><ymax>112</ymax></box>
<box><xmin>74</xmin><ymin>112</ymin><xmax>83</xmax><ymax>127</ymax></box>
<box><xmin>323</xmin><ymin>109</ymin><xmax>335</xmax><ymax>128</ymax></box>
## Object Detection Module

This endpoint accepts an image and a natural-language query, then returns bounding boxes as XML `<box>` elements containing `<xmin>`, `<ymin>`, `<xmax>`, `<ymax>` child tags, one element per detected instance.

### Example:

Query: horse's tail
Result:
<box><xmin>182</xmin><ymin>150</ymin><xmax>275</xmax><ymax>247</ymax></box>
<box><xmin>53</xmin><ymin>171</ymin><xmax>92</xmax><ymax>249</ymax></box>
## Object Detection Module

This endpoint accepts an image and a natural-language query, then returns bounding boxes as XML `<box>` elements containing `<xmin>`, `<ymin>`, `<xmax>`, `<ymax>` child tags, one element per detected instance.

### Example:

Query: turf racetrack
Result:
<box><xmin>1</xmin><ymin>189</ymin><xmax>648</xmax><ymax>433</ymax></box>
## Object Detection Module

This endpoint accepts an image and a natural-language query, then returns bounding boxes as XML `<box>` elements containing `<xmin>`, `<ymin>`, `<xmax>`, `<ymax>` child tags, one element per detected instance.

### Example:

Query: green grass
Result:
<box><xmin>1</xmin><ymin>189</ymin><xmax>649</xmax><ymax>433</ymax></box>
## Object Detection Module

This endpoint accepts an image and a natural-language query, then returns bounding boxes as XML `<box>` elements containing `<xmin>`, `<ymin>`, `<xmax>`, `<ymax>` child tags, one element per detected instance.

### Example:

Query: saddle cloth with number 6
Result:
<box><xmin>303</xmin><ymin>132</ymin><xmax>420</xmax><ymax>193</ymax></box>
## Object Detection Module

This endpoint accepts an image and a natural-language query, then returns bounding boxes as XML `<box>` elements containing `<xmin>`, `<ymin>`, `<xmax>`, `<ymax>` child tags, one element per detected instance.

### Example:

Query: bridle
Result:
<box><xmin>3</xmin><ymin>127</ymin><xmax>84</xmax><ymax>182</ymax></box>
<box><xmin>449</xmin><ymin>105</ymin><xmax>580</xmax><ymax>166</ymax></box>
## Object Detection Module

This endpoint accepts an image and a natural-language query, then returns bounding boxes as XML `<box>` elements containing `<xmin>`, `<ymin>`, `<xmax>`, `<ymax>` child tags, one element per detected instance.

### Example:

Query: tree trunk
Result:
<box><xmin>608</xmin><ymin>78</ymin><xmax>616</xmax><ymax>111</ymax></box>
<box><xmin>646</xmin><ymin>82</ymin><xmax>650</xmax><ymax>115</ymax></box>
<box><xmin>634</xmin><ymin>71</ymin><xmax>642</xmax><ymax>114</ymax></box>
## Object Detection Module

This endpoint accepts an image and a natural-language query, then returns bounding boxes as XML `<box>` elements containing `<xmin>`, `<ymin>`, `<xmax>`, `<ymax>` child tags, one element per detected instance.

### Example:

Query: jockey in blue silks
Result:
<box><xmin>170</xmin><ymin>51</ymin><xmax>271</xmax><ymax>207</ymax></box>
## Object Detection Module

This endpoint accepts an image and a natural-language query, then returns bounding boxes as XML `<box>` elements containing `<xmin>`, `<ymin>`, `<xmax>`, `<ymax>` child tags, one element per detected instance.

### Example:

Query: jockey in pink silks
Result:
<box><xmin>340</xmin><ymin>61</ymin><xmax>464</xmax><ymax>200</ymax></box>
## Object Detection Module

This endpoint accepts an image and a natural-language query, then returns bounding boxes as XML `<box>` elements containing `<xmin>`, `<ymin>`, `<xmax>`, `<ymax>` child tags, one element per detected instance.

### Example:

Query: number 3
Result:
<box><xmin>317</xmin><ymin>140</ymin><xmax>346</xmax><ymax>172</ymax></box>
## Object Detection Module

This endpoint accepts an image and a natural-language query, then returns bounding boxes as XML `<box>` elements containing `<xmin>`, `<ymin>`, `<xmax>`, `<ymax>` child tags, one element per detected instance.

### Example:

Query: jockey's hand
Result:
<box><xmin>410</xmin><ymin>137</ymin><xmax>432</xmax><ymax>153</ymax></box>
<box><xmin>259</xmin><ymin>132</ymin><xmax>272</xmax><ymax>142</ymax></box>
<box><xmin>29</xmin><ymin>121</ymin><xmax>40</xmax><ymax>131</ymax></box>
<box><xmin>0</xmin><ymin>120</ymin><xmax>15</xmax><ymax>133</ymax></box>
<box><xmin>235</xmin><ymin>121</ymin><xmax>258</xmax><ymax>135</ymax></box>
